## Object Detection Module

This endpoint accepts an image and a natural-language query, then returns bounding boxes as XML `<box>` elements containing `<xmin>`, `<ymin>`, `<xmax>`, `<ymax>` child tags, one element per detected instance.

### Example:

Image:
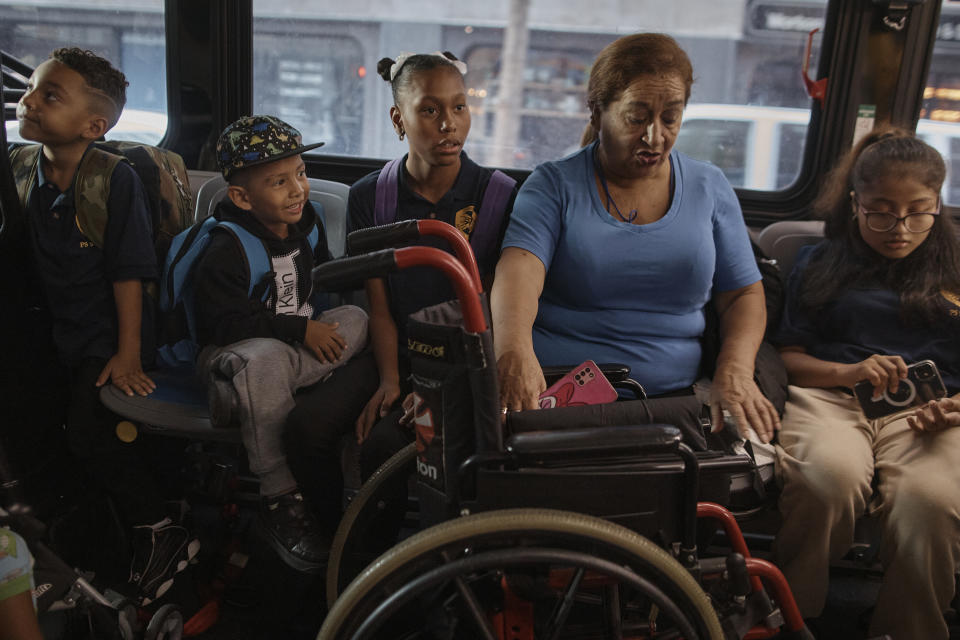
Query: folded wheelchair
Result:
<box><xmin>313</xmin><ymin>220</ymin><xmax>812</xmax><ymax>640</ymax></box>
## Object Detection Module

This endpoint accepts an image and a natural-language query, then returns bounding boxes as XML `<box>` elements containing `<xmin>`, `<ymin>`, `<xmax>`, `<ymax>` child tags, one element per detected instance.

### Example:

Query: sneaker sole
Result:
<box><xmin>257</xmin><ymin>520</ymin><xmax>327</xmax><ymax>574</ymax></box>
<box><xmin>140</xmin><ymin>539</ymin><xmax>201</xmax><ymax>606</ymax></box>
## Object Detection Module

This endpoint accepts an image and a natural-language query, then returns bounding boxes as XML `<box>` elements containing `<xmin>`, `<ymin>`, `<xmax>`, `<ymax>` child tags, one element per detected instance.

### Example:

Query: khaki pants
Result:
<box><xmin>775</xmin><ymin>386</ymin><xmax>960</xmax><ymax>639</ymax></box>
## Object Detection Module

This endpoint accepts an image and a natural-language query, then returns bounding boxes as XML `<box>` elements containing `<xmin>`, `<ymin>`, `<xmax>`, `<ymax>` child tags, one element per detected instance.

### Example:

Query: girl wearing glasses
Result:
<box><xmin>773</xmin><ymin>127</ymin><xmax>960</xmax><ymax>639</ymax></box>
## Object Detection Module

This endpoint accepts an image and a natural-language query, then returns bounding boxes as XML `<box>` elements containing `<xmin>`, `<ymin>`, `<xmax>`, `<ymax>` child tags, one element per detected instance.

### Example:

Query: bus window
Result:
<box><xmin>674</xmin><ymin>118</ymin><xmax>752</xmax><ymax>188</ymax></box>
<box><xmin>249</xmin><ymin>0</ymin><xmax>826</xmax><ymax>184</ymax></box>
<box><xmin>776</xmin><ymin>123</ymin><xmax>807</xmax><ymax>190</ymax></box>
<box><xmin>921</xmin><ymin>1</ymin><xmax>960</xmax><ymax>206</ymax></box>
<box><xmin>1</xmin><ymin>1</ymin><xmax>168</xmax><ymax>145</ymax></box>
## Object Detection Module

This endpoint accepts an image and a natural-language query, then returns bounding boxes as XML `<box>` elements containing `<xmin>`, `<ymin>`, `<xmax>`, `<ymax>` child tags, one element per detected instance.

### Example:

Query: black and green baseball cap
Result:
<box><xmin>216</xmin><ymin>115</ymin><xmax>324</xmax><ymax>178</ymax></box>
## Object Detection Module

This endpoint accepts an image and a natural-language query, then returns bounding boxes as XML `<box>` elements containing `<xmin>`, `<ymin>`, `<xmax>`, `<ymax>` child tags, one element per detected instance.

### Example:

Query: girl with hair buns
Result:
<box><xmin>773</xmin><ymin>126</ymin><xmax>960</xmax><ymax>638</ymax></box>
<box><xmin>347</xmin><ymin>51</ymin><xmax>516</xmax><ymax>488</ymax></box>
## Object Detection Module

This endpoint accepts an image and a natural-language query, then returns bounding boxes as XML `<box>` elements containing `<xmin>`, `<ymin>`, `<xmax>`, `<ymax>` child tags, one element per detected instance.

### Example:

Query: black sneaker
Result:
<box><xmin>259</xmin><ymin>491</ymin><xmax>329</xmax><ymax>573</ymax></box>
<box><xmin>128</xmin><ymin>518</ymin><xmax>201</xmax><ymax>605</ymax></box>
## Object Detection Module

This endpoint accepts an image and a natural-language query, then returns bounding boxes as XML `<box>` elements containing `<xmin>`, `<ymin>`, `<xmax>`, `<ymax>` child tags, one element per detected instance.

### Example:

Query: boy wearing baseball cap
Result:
<box><xmin>193</xmin><ymin>115</ymin><xmax>368</xmax><ymax>572</ymax></box>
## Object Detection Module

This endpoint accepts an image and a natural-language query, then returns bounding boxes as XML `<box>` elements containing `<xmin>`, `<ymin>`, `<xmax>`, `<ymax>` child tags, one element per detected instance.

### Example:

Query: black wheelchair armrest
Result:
<box><xmin>541</xmin><ymin>363</ymin><xmax>632</xmax><ymax>385</ymax></box>
<box><xmin>505</xmin><ymin>423</ymin><xmax>681</xmax><ymax>460</ymax></box>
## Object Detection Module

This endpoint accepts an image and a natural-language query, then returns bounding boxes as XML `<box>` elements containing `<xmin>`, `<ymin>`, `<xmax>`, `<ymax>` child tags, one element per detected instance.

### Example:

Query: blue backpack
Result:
<box><xmin>374</xmin><ymin>157</ymin><xmax>516</xmax><ymax>259</ymax></box>
<box><xmin>156</xmin><ymin>206</ymin><xmax>324</xmax><ymax>370</ymax></box>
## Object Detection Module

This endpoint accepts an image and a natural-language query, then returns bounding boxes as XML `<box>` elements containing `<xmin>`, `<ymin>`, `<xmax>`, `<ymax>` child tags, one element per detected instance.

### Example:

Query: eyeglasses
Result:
<box><xmin>854</xmin><ymin>197</ymin><xmax>941</xmax><ymax>233</ymax></box>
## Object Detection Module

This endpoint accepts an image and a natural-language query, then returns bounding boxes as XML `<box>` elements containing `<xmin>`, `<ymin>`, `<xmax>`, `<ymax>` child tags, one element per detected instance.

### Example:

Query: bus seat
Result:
<box><xmin>100</xmin><ymin>367</ymin><xmax>238</xmax><ymax>442</ymax></box>
<box><xmin>755</xmin><ymin>220</ymin><xmax>824</xmax><ymax>278</ymax></box>
<box><xmin>193</xmin><ymin>174</ymin><xmax>228</xmax><ymax>222</ymax></box>
<box><xmin>304</xmin><ymin>178</ymin><xmax>350</xmax><ymax>258</ymax></box>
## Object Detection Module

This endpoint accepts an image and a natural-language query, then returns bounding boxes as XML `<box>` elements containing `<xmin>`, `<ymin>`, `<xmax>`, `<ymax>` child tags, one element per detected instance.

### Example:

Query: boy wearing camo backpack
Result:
<box><xmin>12</xmin><ymin>48</ymin><xmax>197</xmax><ymax>604</ymax></box>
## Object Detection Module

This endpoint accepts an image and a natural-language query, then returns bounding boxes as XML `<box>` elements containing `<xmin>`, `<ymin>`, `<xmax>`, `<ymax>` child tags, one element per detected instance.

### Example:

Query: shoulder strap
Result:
<box><xmin>470</xmin><ymin>169</ymin><xmax>516</xmax><ymax>257</ymax></box>
<box><xmin>9</xmin><ymin>145</ymin><xmax>42</xmax><ymax>211</ymax></box>
<box><xmin>307</xmin><ymin>219</ymin><xmax>320</xmax><ymax>251</ymax></box>
<box><xmin>374</xmin><ymin>157</ymin><xmax>404</xmax><ymax>226</ymax></box>
<box><xmin>74</xmin><ymin>147</ymin><xmax>125</xmax><ymax>249</ymax></box>
<box><xmin>216</xmin><ymin>221</ymin><xmax>273</xmax><ymax>302</ymax></box>
<box><xmin>160</xmin><ymin>216</ymin><xmax>220</xmax><ymax>312</ymax></box>
<box><xmin>307</xmin><ymin>199</ymin><xmax>323</xmax><ymax>250</ymax></box>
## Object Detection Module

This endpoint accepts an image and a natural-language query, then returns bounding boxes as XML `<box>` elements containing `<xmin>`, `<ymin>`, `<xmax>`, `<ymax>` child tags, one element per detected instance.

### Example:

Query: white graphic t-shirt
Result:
<box><xmin>271</xmin><ymin>248</ymin><xmax>314</xmax><ymax>318</ymax></box>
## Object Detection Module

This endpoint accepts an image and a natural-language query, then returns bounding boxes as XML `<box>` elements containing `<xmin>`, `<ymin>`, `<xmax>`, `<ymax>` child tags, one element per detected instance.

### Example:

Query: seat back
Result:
<box><xmin>194</xmin><ymin>175</ymin><xmax>227</xmax><ymax>222</ymax></box>
<box><xmin>755</xmin><ymin>220</ymin><xmax>824</xmax><ymax>278</ymax></box>
<box><xmin>306</xmin><ymin>178</ymin><xmax>350</xmax><ymax>258</ymax></box>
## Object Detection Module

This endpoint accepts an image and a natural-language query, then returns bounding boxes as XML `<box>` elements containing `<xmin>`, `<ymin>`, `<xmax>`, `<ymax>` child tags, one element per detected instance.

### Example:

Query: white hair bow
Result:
<box><xmin>390</xmin><ymin>51</ymin><xmax>468</xmax><ymax>82</ymax></box>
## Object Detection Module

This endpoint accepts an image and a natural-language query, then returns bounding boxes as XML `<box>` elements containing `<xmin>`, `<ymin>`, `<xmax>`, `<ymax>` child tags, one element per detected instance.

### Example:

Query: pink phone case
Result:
<box><xmin>539</xmin><ymin>360</ymin><xmax>618</xmax><ymax>409</ymax></box>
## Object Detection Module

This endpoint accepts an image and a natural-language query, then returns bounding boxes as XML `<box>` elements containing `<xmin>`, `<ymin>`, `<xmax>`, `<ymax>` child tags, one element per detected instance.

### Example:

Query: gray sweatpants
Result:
<box><xmin>197</xmin><ymin>305</ymin><xmax>368</xmax><ymax>498</ymax></box>
<box><xmin>775</xmin><ymin>385</ymin><xmax>960</xmax><ymax>639</ymax></box>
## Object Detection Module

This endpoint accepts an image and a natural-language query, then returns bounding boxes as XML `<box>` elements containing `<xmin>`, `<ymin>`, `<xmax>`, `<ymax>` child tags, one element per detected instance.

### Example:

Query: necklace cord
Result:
<box><xmin>594</xmin><ymin>146</ymin><xmax>638</xmax><ymax>224</ymax></box>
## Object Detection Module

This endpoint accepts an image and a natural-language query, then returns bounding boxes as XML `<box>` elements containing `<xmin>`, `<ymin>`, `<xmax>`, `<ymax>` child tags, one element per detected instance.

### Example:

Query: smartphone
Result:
<box><xmin>853</xmin><ymin>359</ymin><xmax>947</xmax><ymax>420</ymax></box>
<box><xmin>539</xmin><ymin>360</ymin><xmax>618</xmax><ymax>409</ymax></box>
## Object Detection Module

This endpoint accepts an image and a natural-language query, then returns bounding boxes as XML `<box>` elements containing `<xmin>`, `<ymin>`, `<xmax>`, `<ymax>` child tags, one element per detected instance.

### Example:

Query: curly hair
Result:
<box><xmin>799</xmin><ymin>125</ymin><xmax>960</xmax><ymax>325</ymax></box>
<box><xmin>51</xmin><ymin>47</ymin><xmax>128</xmax><ymax>128</ymax></box>
<box><xmin>376</xmin><ymin>52</ymin><xmax>462</xmax><ymax>105</ymax></box>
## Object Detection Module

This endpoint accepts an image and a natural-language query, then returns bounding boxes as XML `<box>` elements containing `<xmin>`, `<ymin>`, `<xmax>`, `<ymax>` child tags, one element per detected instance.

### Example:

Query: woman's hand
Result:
<box><xmin>838</xmin><ymin>354</ymin><xmax>908</xmax><ymax>397</ymax></box>
<box><xmin>355</xmin><ymin>380</ymin><xmax>402</xmax><ymax>444</ymax></box>
<box><xmin>907</xmin><ymin>397</ymin><xmax>960</xmax><ymax>433</ymax></box>
<box><xmin>710</xmin><ymin>362</ymin><xmax>779</xmax><ymax>443</ymax></box>
<box><xmin>497</xmin><ymin>347</ymin><xmax>546</xmax><ymax>413</ymax></box>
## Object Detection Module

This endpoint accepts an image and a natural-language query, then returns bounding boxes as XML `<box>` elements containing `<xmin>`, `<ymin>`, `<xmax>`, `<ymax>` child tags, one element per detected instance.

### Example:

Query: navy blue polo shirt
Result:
<box><xmin>348</xmin><ymin>152</ymin><xmax>514</xmax><ymax>349</ymax></box>
<box><xmin>26</xmin><ymin>145</ymin><xmax>157</xmax><ymax>366</ymax></box>
<box><xmin>775</xmin><ymin>243</ymin><xmax>960</xmax><ymax>394</ymax></box>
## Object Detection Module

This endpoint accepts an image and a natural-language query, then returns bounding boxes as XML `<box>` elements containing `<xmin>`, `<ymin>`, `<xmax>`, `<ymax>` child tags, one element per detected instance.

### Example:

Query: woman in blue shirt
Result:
<box><xmin>491</xmin><ymin>33</ymin><xmax>777</xmax><ymax>443</ymax></box>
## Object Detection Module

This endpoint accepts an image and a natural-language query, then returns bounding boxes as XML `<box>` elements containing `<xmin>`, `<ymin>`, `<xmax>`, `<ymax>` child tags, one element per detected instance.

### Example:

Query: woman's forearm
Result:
<box><xmin>490</xmin><ymin>248</ymin><xmax>545</xmax><ymax>358</ymax></box>
<box><xmin>714</xmin><ymin>280</ymin><xmax>766</xmax><ymax>375</ymax></box>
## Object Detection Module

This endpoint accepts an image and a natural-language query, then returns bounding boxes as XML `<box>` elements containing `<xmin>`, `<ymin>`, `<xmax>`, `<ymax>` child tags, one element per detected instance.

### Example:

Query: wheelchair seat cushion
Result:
<box><xmin>506</xmin><ymin>395</ymin><xmax>707</xmax><ymax>450</ymax></box>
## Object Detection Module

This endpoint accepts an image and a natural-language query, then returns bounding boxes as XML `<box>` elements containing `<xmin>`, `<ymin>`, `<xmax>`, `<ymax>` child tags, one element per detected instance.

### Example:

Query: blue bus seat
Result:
<box><xmin>100</xmin><ymin>367</ymin><xmax>239</xmax><ymax>442</ymax></box>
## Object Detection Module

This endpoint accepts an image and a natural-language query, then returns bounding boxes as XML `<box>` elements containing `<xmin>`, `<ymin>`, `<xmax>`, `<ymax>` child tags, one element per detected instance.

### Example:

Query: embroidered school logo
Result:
<box><xmin>941</xmin><ymin>290</ymin><xmax>960</xmax><ymax>317</ymax></box>
<box><xmin>454</xmin><ymin>205</ymin><xmax>477</xmax><ymax>238</ymax></box>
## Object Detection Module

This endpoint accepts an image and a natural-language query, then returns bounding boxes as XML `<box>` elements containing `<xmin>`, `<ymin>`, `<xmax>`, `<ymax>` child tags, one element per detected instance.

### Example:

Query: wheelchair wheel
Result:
<box><xmin>327</xmin><ymin>442</ymin><xmax>417</xmax><ymax>607</ymax></box>
<box><xmin>319</xmin><ymin>507</ymin><xmax>723</xmax><ymax>640</ymax></box>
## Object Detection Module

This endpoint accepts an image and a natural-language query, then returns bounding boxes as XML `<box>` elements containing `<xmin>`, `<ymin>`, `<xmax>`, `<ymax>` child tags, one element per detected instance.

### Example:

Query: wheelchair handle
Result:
<box><xmin>312</xmin><ymin>246</ymin><xmax>487</xmax><ymax>333</ymax></box>
<box><xmin>346</xmin><ymin>220</ymin><xmax>482</xmax><ymax>292</ymax></box>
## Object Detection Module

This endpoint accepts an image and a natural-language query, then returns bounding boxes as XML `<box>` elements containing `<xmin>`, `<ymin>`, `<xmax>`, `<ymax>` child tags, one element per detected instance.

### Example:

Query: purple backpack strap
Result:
<box><xmin>374</xmin><ymin>157</ymin><xmax>404</xmax><ymax>226</ymax></box>
<box><xmin>471</xmin><ymin>169</ymin><xmax>516</xmax><ymax>257</ymax></box>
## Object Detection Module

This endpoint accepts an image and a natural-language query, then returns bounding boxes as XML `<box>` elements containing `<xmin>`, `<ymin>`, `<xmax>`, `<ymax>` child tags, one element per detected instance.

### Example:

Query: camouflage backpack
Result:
<box><xmin>9</xmin><ymin>141</ymin><xmax>193</xmax><ymax>264</ymax></box>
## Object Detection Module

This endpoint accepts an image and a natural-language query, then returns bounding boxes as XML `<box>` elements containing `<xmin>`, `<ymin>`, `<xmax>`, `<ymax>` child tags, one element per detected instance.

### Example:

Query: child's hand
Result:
<box><xmin>305</xmin><ymin>320</ymin><xmax>347</xmax><ymax>363</ymax></box>
<box><xmin>355</xmin><ymin>380</ymin><xmax>401</xmax><ymax>444</ymax></box>
<box><xmin>842</xmin><ymin>354</ymin><xmax>908</xmax><ymax>398</ymax></box>
<box><xmin>96</xmin><ymin>352</ymin><xmax>156</xmax><ymax>397</ymax></box>
<box><xmin>907</xmin><ymin>397</ymin><xmax>960</xmax><ymax>433</ymax></box>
